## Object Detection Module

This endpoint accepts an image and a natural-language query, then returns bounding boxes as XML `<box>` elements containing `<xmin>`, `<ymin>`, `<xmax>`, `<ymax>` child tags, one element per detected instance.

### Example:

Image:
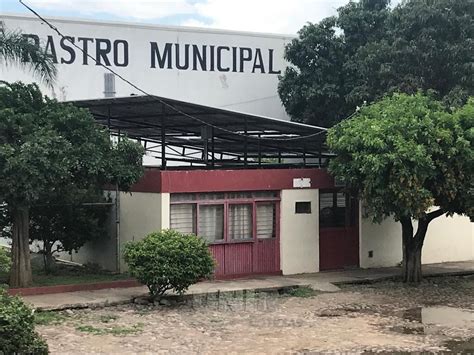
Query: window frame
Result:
<box><xmin>255</xmin><ymin>201</ymin><xmax>277</xmax><ymax>239</ymax></box>
<box><xmin>227</xmin><ymin>201</ymin><xmax>254</xmax><ymax>243</ymax></box>
<box><xmin>197</xmin><ymin>202</ymin><xmax>226</xmax><ymax>244</ymax></box>
<box><xmin>170</xmin><ymin>192</ymin><xmax>280</xmax><ymax>244</ymax></box>
<box><xmin>319</xmin><ymin>189</ymin><xmax>358</xmax><ymax>229</ymax></box>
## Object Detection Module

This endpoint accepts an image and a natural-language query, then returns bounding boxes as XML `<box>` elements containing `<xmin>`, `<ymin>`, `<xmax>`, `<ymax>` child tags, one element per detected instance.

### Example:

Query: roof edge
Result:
<box><xmin>1</xmin><ymin>12</ymin><xmax>297</xmax><ymax>40</ymax></box>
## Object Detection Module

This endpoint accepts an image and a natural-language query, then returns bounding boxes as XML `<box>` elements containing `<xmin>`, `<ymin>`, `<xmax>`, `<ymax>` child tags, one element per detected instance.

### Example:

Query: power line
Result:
<box><xmin>18</xmin><ymin>0</ymin><xmax>328</xmax><ymax>142</ymax></box>
<box><xmin>220</xmin><ymin>95</ymin><xmax>279</xmax><ymax>107</ymax></box>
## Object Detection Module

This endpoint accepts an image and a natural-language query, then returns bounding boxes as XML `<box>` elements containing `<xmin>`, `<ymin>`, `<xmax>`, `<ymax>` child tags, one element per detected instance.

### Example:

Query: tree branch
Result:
<box><xmin>426</xmin><ymin>208</ymin><xmax>446</xmax><ymax>222</ymax></box>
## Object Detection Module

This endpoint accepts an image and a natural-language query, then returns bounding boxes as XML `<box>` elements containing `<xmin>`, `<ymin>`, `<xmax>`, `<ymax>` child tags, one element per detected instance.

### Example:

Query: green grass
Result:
<box><xmin>285</xmin><ymin>286</ymin><xmax>317</xmax><ymax>298</ymax></box>
<box><xmin>31</xmin><ymin>271</ymin><xmax>131</xmax><ymax>287</ymax></box>
<box><xmin>108</xmin><ymin>323</ymin><xmax>144</xmax><ymax>336</ymax></box>
<box><xmin>1</xmin><ymin>248</ymin><xmax>130</xmax><ymax>288</ymax></box>
<box><xmin>134</xmin><ymin>308</ymin><xmax>153</xmax><ymax>316</ymax></box>
<box><xmin>100</xmin><ymin>314</ymin><xmax>119</xmax><ymax>323</ymax></box>
<box><xmin>1</xmin><ymin>265</ymin><xmax>132</xmax><ymax>288</ymax></box>
<box><xmin>34</xmin><ymin>311</ymin><xmax>68</xmax><ymax>325</ymax></box>
<box><xmin>76</xmin><ymin>323</ymin><xmax>144</xmax><ymax>336</ymax></box>
<box><xmin>76</xmin><ymin>325</ymin><xmax>105</xmax><ymax>335</ymax></box>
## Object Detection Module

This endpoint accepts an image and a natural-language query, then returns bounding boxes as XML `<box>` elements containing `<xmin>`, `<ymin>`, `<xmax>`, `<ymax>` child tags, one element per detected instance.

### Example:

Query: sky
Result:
<box><xmin>1</xmin><ymin>0</ymin><xmax>400</xmax><ymax>35</ymax></box>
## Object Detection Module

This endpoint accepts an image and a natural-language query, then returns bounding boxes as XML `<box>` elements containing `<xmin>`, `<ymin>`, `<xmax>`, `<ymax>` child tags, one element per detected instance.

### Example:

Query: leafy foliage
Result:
<box><xmin>0</xmin><ymin>27</ymin><xmax>57</xmax><ymax>87</ymax></box>
<box><xmin>123</xmin><ymin>230</ymin><xmax>215</xmax><ymax>299</ymax></box>
<box><xmin>0</xmin><ymin>81</ymin><xmax>144</xmax><ymax>208</ymax></box>
<box><xmin>279</xmin><ymin>0</ymin><xmax>474</xmax><ymax>126</ymax></box>
<box><xmin>0</xmin><ymin>81</ymin><xmax>144</xmax><ymax>286</ymax></box>
<box><xmin>0</xmin><ymin>290</ymin><xmax>49</xmax><ymax>354</ymax></box>
<box><xmin>0</xmin><ymin>204</ymin><xmax>10</xmax><ymax>240</ymax></box>
<box><xmin>0</xmin><ymin>247</ymin><xmax>10</xmax><ymax>274</ymax></box>
<box><xmin>327</xmin><ymin>92</ymin><xmax>473</xmax><ymax>222</ymax></box>
<box><xmin>1</xmin><ymin>191</ymin><xmax>111</xmax><ymax>272</ymax></box>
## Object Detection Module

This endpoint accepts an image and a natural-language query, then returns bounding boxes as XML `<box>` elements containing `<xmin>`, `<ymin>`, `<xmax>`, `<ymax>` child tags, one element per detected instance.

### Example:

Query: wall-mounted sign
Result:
<box><xmin>293</xmin><ymin>178</ymin><xmax>311</xmax><ymax>188</ymax></box>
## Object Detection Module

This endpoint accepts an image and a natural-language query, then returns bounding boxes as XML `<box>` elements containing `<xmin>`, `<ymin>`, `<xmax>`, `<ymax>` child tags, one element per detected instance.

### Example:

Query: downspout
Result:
<box><xmin>107</xmin><ymin>103</ymin><xmax>121</xmax><ymax>273</ymax></box>
<box><xmin>115</xmin><ymin>184</ymin><xmax>121</xmax><ymax>273</ymax></box>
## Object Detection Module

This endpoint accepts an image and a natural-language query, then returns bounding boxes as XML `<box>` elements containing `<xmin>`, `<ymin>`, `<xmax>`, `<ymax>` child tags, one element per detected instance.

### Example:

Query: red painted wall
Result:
<box><xmin>129</xmin><ymin>168</ymin><xmax>335</xmax><ymax>193</ymax></box>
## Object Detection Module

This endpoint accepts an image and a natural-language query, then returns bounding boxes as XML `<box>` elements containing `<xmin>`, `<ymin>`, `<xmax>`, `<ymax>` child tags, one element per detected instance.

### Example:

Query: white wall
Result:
<box><xmin>0</xmin><ymin>14</ymin><xmax>292</xmax><ymax>120</ymax></box>
<box><xmin>360</xmin><ymin>217</ymin><xmax>402</xmax><ymax>268</ymax></box>
<box><xmin>422</xmin><ymin>214</ymin><xmax>473</xmax><ymax>264</ymax></box>
<box><xmin>160</xmin><ymin>193</ymin><xmax>171</xmax><ymax>230</ymax></box>
<box><xmin>360</xmin><ymin>213</ymin><xmax>473</xmax><ymax>268</ymax></box>
<box><xmin>280</xmin><ymin>189</ymin><xmax>319</xmax><ymax>275</ymax></box>
<box><xmin>55</xmin><ymin>191</ymin><xmax>169</xmax><ymax>272</ymax></box>
<box><xmin>118</xmin><ymin>191</ymin><xmax>169</xmax><ymax>271</ymax></box>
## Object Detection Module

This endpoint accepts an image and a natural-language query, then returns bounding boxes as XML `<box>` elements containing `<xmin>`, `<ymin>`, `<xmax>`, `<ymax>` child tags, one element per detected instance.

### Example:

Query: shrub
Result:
<box><xmin>123</xmin><ymin>230</ymin><xmax>215</xmax><ymax>299</ymax></box>
<box><xmin>0</xmin><ymin>290</ymin><xmax>49</xmax><ymax>354</ymax></box>
<box><xmin>0</xmin><ymin>247</ymin><xmax>10</xmax><ymax>274</ymax></box>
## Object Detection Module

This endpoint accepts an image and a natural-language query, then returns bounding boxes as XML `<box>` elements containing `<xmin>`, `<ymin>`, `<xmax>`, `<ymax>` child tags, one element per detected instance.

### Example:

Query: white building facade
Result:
<box><xmin>1</xmin><ymin>14</ymin><xmax>293</xmax><ymax>120</ymax></box>
<box><xmin>1</xmin><ymin>14</ymin><xmax>472</xmax><ymax>276</ymax></box>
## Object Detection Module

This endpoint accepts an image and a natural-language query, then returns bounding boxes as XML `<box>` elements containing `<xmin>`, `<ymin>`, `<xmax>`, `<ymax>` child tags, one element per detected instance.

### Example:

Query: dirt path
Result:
<box><xmin>37</xmin><ymin>275</ymin><xmax>474</xmax><ymax>354</ymax></box>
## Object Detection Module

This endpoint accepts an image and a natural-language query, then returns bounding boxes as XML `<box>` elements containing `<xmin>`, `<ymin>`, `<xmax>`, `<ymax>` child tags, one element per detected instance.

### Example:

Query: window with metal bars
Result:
<box><xmin>170</xmin><ymin>192</ymin><xmax>278</xmax><ymax>243</ymax></box>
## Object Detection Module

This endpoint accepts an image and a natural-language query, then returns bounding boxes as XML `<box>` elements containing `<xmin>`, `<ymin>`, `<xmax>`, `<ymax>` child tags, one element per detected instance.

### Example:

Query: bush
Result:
<box><xmin>0</xmin><ymin>247</ymin><xmax>10</xmax><ymax>274</ymax></box>
<box><xmin>0</xmin><ymin>290</ymin><xmax>49</xmax><ymax>354</ymax></box>
<box><xmin>123</xmin><ymin>230</ymin><xmax>215</xmax><ymax>299</ymax></box>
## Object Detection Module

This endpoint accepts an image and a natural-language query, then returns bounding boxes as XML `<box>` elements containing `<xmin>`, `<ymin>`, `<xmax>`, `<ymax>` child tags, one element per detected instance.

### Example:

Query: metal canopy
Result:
<box><xmin>70</xmin><ymin>95</ymin><xmax>330</xmax><ymax>168</ymax></box>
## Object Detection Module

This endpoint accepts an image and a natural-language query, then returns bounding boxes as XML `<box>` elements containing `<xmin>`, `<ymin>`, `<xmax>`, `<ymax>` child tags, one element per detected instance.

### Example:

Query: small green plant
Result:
<box><xmin>109</xmin><ymin>323</ymin><xmax>143</xmax><ymax>336</ymax></box>
<box><xmin>123</xmin><ymin>229</ymin><xmax>215</xmax><ymax>300</ymax></box>
<box><xmin>100</xmin><ymin>314</ymin><xmax>119</xmax><ymax>323</ymax></box>
<box><xmin>286</xmin><ymin>286</ymin><xmax>317</xmax><ymax>298</ymax></box>
<box><xmin>34</xmin><ymin>311</ymin><xmax>68</xmax><ymax>325</ymax></box>
<box><xmin>0</xmin><ymin>290</ymin><xmax>49</xmax><ymax>354</ymax></box>
<box><xmin>76</xmin><ymin>325</ymin><xmax>105</xmax><ymax>335</ymax></box>
<box><xmin>134</xmin><ymin>308</ymin><xmax>153</xmax><ymax>316</ymax></box>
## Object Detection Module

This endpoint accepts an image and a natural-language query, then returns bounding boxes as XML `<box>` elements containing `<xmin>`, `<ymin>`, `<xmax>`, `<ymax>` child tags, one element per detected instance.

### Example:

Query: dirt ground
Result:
<box><xmin>37</xmin><ymin>275</ymin><xmax>474</xmax><ymax>354</ymax></box>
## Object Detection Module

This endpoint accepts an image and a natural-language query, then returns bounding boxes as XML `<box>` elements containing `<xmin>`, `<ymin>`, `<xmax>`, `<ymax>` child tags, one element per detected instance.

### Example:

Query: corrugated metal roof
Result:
<box><xmin>70</xmin><ymin>95</ymin><xmax>330</xmax><ymax>168</ymax></box>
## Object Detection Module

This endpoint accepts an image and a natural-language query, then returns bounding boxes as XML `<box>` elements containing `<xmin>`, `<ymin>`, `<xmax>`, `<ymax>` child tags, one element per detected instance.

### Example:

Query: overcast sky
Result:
<box><xmin>2</xmin><ymin>0</ymin><xmax>401</xmax><ymax>35</ymax></box>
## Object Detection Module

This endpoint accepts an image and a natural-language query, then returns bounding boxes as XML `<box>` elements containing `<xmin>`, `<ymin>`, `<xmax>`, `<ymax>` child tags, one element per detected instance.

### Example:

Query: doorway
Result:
<box><xmin>319</xmin><ymin>189</ymin><xmax>359</xmax><ymax>271</ymax></box>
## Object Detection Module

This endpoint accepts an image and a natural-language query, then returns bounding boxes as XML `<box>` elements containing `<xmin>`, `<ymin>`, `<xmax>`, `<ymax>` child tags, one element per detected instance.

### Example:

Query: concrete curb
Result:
<box><xmin>34</xmin><ymin>285</ymin><xmax>302</xmax><ymax>311</ymax></box>
<box><xmin>28</xmin><ymin>263</ymin><xmax>474</xmax><ymax>312</ymax></box>
<box><xmin>332</xmin><ymin>270</ymin><xmax>474</xmax><ymax>286</ymax></box>
<box><xmin>8</xmin><ymin>279</ymin><xmax>140</xmax><ymax>297</ymax></box>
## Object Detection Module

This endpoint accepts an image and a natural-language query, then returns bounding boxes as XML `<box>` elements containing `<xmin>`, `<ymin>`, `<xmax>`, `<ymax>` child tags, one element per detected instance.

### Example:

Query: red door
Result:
<box><xmin>319</xmin><ymin>190</ymin><xmax>359</xmax><ymax>271</ymax></box>
<box><xmin>253</xmin><ymin>202</ymin><xmax>280</xmax><ymax>274</ymax></box>
<box><xmin>208</xmin><ymin>201</ymin><xmax>280</xmax><ymax>277</ymax></box>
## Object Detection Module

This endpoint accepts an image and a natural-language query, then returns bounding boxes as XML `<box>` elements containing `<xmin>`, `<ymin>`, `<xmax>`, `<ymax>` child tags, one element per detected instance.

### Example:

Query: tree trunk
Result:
<box><xmin>400</xmin><ymin>216</ymin><xmax>426</xmax><ymax>283</ymax></box>
<box><xmin>400</xmin><ymin>209</ymin><xmax>445</xmax><ymax>283</ymax></box>
<box><xmin>404</xmin><ymin>242</ymin><xmax>423</xmax><ymax>283</ymax></box>
<box><xmin>9</xmin><ymin>206</ymin><xmax>32</xmax><ymax>288</ymax></box>
<box><xmin>42</xmin><ymin>240</ymin><xmax>56</xmax><ymax>274</ymax></box>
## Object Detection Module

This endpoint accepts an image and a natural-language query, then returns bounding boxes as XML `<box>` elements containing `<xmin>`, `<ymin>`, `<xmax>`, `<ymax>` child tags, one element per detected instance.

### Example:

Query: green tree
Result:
<box><xmin>278</xmin><ymin>0</ymin><xmax>474</xmax><ymax>126</ymax></box>
<box><xmin>0</xmin><ymin>189</ymin><xmax>111</xmax><ymax>274</ymax></box>
<box><xmin>0</xmin><ymin>81</ymin><xmax>144</xmax><ymax>287</ymax></box>
<box><xmin>0</xmin><ymin>26</ymin><xmax>57</xmax><ymax>87</ymax></box>
<box><xmin>327</xmin><ymin>93</ymin><xmax>473</xmax><ymax>282</ymax></box>
<box><xmin>29</xmin><ymin>189</ymin><xmax>111</xmax><ymax>273</ymax></box>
